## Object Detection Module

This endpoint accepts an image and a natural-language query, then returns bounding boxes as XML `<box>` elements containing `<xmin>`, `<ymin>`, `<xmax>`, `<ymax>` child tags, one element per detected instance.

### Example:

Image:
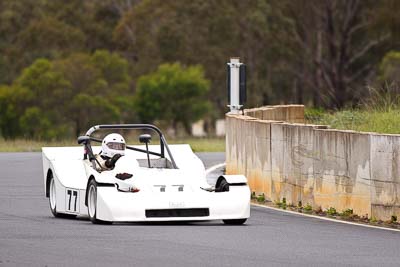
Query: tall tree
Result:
<box><xmin>0</xmin><ymin>50</ymin><xmax>133</xmax><ymax>139</ymax></box>
<box><xmin>284</xmin><ymin>0</ymin><xmax>389</xmax><ymax>108</ymax></box>
<box><xmin>114</xmin><ymin>0</ymin><xmax>284</xmax><ymax>114</ymax></box>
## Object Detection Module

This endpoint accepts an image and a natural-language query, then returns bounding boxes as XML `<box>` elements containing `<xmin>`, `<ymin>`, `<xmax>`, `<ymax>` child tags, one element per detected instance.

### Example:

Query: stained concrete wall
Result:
<box><xmin>226</xmin><ymin>105</ymin><xmax>400</xmax><ymax>220</ymax></box>
<box><xmin>370</xmin><ymin>134</ymin><xmax>400</xmax><ymax>219</ymax></box>
<box><xmin>244</xmin><ymin>105</ymin><xmax>305</xmax><ymax>123</ymax></box>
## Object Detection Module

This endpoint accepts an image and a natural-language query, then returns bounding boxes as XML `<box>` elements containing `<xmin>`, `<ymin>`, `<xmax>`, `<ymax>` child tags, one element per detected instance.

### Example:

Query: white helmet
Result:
<box><xmin>101</xmin><ymin>133</ymin><xmax>126</xmax><ymax>158</ymax></box>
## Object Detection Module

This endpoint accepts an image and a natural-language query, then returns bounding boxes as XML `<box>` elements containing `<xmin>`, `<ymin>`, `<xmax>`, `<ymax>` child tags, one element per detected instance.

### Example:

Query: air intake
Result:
<box><xmin>145</xmin><ymin>208</ymin><xmax>209</xmax><ymax>218</ymax></box>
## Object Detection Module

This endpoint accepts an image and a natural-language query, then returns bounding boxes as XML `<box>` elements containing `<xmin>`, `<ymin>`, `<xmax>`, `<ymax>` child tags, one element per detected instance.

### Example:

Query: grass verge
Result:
<box><xmin>0</xmin><ymin>137</ymin><xmax>226</xmax><ymax>152</ymax></box>
<box><xmin>168</xmin><ymin>137</ymin><xmax>225</xmax><ymax>152</ymax></box>
<box><xmin>305</xmin><ymin>108</ymin><xmax>400</xmax><ymax>134</ymax></box>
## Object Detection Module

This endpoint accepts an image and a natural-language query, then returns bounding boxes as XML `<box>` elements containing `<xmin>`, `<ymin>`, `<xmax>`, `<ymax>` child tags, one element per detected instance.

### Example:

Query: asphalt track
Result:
<box><xmin>0</xmin><ymin>152</ymin><xmax>399</xmax><ymax>267</ymax></box>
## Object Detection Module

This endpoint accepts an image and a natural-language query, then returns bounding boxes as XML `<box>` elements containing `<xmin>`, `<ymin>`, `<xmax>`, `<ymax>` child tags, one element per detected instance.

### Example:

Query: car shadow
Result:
<box><xmin>115</xmin><ymin>221</ymin><xmax>248</xmax><ymax>227</ymax></box>
<box><xmin>46</xmin><ymin>215</ymin><xmax>248</xmax><ymax>226</ymax></box>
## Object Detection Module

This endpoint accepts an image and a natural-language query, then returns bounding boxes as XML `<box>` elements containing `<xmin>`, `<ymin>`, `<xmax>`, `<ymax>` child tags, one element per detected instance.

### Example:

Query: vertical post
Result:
<box><xmin>227</xmin><ymin>57</ymin><xmax>243</xmax><ymax>114</ymax></box>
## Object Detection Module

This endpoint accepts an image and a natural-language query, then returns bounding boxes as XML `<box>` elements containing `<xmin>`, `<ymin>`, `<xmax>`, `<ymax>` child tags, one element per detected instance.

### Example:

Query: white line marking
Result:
<box><xmin>252</xmin><ymin>203</ymin><xmax>400</xmax><ymax>233</ymax></box>
<box><xmin>205</xmin><ymin>162</ymin><xmax>226</xmax><ymax>175</ymax></box>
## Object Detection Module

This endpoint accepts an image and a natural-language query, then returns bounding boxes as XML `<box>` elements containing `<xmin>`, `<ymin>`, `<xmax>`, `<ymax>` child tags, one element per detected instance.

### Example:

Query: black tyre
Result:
<box><xmin>87</xmin><ymin>179</ymin><xmax>112</xmax><ymax>225</ymax></box>
<box><xmin>223</xmin><ymin>219</ymin><xmax>247</xmax><ymax>225</ymax></box>
<box><xmin>215</xmin><ymin>178</ymin><xmax>229</xmax><ymax>192</ymax></box>
<box><xmin>48</xmin><ymin>176</ymin><xmax>76</xmax><ymax>219</ymax></box>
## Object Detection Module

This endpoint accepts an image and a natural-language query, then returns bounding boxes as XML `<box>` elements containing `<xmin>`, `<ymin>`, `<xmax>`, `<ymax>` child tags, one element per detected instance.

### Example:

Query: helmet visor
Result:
<box><xmin>106</xmin><ymin>142</ymin><xmax>125</xmax><ymax>150</ymax></box>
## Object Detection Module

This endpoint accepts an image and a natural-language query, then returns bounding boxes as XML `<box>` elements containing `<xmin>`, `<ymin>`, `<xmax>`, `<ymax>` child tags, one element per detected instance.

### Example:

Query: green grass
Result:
<box><xmin>168</xmin><ymin>137</ymin><xmax>225</xmax><ymax>152</ymax></box>
<box><xmin>0</xmin><ymin>137</ymin><xmax>225</xmax><ymax>152</ymax></box>
<box><xmin>0</xmin><ymin>139</ymin><xmax>77</xmax><ymax>152</ymax></box>
<box><xmin>305</xmin><ymin>108</ymin><xmax>400</xmax><ymax>134</ymax></box>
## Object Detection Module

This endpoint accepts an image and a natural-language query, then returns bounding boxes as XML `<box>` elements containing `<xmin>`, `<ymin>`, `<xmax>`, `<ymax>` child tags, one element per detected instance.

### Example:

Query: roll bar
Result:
<box><xmin>84</xmin><ymin>124</ymin><xmax>177</xmax><ymax>169</ymax></box>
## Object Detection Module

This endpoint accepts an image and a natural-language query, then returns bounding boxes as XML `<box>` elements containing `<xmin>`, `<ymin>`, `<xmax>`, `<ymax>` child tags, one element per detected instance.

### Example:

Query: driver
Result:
<box><xmin>95</xmin><ymin>133</ymin><xmax>126</xmax><ymax>172</ymax></box>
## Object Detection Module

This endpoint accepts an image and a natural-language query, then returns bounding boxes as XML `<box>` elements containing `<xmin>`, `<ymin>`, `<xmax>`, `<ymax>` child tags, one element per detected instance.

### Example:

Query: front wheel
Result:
<box><xmin>87</xmin><ymin>179</ymin><xmax>112</xmax><ymax>225</ymax></box>
<box><xmin>48</xmin><ymin>176</ymin><xmax>76</xmax><ymax>219</ymax></box>
<box><xmin>215</xmin><ymin>178</ymin><xmax>229</xmax><ymax>192</ymax></box>
<box><xmin>223</xmin><ymin>219</ymin><xmax>247</xmax><ymax>225</ymax></box>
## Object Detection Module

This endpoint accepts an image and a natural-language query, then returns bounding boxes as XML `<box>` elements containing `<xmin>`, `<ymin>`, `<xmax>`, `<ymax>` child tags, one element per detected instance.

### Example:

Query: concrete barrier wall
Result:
<box><xmin>244</xmin><ymin>105</ymin><xmax>305</xmax><ymax>123</ymax></box>
<box><xmin>370</xmin><ymin>134</ymin><xmax>400</xmax><ymax>219</ymax></box>
<box><xmin>226</xmin><ymin>105</ymin><xmax>400</xmax><ymax>220</ymax></box>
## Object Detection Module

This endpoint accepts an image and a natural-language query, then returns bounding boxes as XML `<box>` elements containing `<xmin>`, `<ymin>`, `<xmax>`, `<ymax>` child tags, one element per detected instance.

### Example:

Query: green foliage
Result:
<box><xmin>0</xmin><ymin>137</ymin><xmax>225</xmax><ymax>152</ymax></box>
<box><xmin>115</xmin><ymin>0</ymin><xmax>280</xmax><ymax>112</ymax></box>
<box><xmin>1</xmin><ymin>57</ymin><xmax>70</xmax><ymax>139</ymax></box>
<box><xmin>69</xmin><ymin>93</ymin><xmax>121</xmax><ymax>135</ymax></box>
<box><xmin>135</xmin><ymin>63</ymin><xmax>210</xmax><ymax>134</ymax></box>
<box><xmin>326</xmin><ymin>207</ymin><xmax>337</xmax><ymax>216</ymax></box>
<box><xmin>304</xmin><ymin>108</ymin><xmax>326</xmax><ymax>123</ymax></box>
<box><xmin>391</xmin><ymin>215</ymin><xmax>397</xmax><ymax>223</ymax></box>
<box><xmin>17</xmin><ymin>58</ymin><xmax>70</xmax><ymax>105</ymax></box>
<box><xmin>0</xmin><ymin>85</ymin><xmax>31</xmax><ymax>138</ymax></box>
<box><xmin>306</xmin><ymin>107</ymin><xmax>400</xmax><ymax>134</ymax></box>
<box><xmin>257</xmin><ymin>193</ymin><xmax>265</xmax><ymax>203</ymax></box>
<box><xmin>90</xmin><ymin>50</ymin><xmax>131</xmax><ymax>92</ymax></box>
<box><xmin>19</xmin><ymin>107</ymin><xmax>56</xmax><ymax>139</ymax></box>
<box><xmin>53</xmin><ymin>50</ymin><xmax>132</xmax><ymax>135</ymax></box>
<box><xmin>17</xmin><ymin>16</ymin><xmax>85</xmax><ymax>56</ymax></box>
<box><xmin>0</xmin><ymin>50</ymin><xmax>132</xmax><ymax>139</ymax></box>
<box><xmin>379</xmin><ymin>51</ymin><xmax>400</xmax><ymax>85</ymax></box>
<box><xmin>340</xmin><ymin>209</ymin><xmax>354</xmax><ymax>218</ymax></box>
<box><xmin>324</xmin><ymin>110</ymin><xmax>363</xmax><ymax>130</ymax></box>
<box><xmin>0</xmin><ymin>0</ymin><xmax>124</xmax><ymax>84</ymax></box>
<box><xmin>275</xmin><ymin>198</ymin><xmax>287</xmax><ymax>209</ymax></box>
<box><xmin>364</xmin><ymin>84</ymin><xmax>400</xmax><ymax>112</ymax></box>
<box><xmin>281</xmin><ymin>197</ymin><xmax>287</xmax><ymax>210</ymax></box>
<box><xmin>303</xmin><ymin>203</ymin><xmax>313</xmax><ymax>213</ymax></box>
<box><xmin>1</xmin><ymin>0</ymin><xmax>400</xmax><ymax>139</ymax></box>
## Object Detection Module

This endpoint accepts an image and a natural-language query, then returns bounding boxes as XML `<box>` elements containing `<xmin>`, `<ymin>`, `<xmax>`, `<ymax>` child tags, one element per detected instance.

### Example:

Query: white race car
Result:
<box><xmin>42</xmin><ymin>124</ymin><xmax>250</xmax><ymax>224</ymax></box>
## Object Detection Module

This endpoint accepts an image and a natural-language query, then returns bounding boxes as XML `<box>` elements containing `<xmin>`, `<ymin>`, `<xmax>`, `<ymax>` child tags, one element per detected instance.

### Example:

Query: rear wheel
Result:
<box><xmin>48</xmin><ymin>176</ymin><xmax>76</xmax><ymax>219</ymax></box>
<box><xmin>223</xmin><ymin>219</ymin><xmax>247</xmax><ymax>225</ymax></box>
<box><xmin>87</xmin><ymin>179</ymin><xmax>112</xmax><ymax>225</ymax></box>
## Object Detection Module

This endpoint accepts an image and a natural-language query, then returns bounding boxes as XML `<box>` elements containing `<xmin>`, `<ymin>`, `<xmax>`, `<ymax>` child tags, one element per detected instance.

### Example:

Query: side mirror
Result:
<box><xmin>139</xmin><ymin>134</ymin><xmax>151</xmax><ymax>144</ymax></box>
<box><xmin>77</xmin><ymin>136</ymin><xmax>90</xmax><ymax>145</ymax></box>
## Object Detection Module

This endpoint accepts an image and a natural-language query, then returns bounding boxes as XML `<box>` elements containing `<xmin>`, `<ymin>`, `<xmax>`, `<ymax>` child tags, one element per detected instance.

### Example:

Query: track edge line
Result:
<box><xmin>252</xmin><ymin>203</ymin><xmax>400</xmax><ymax>233</ymax></box>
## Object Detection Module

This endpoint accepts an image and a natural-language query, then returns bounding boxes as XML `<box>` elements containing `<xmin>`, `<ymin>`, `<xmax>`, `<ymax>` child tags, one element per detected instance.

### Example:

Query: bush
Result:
<box><xmin>257</xmin><ymin>193</ymin><xmax>265</xmax><ymax>203</ymax></box>
<box><xmin>281</xmin><ymin>197</ymin><xmax>287</xmax><ymax>210</ymax></box>
<box><xmin>326</xmin><ymin>207</ymin><xmax>337</xmax><ymax>216</ymax></box>
<box><xmin>135</xmin><ymin>63</ymin><xmax>210</xmax><ymax>134</ymax></box>
<box><xmin>340</xmin><ymin>209</ymin><xmax>353</xmax><ymax>218</ymax></box>
<box><xmin>303</xmin><ymin>203</ymin><xmax>313</xmax><ymax>213</ymax></box>
<box><xmin>379</xmin><ymin>51</ymin><xmax>400</xmax><ymax>85</ymax></box>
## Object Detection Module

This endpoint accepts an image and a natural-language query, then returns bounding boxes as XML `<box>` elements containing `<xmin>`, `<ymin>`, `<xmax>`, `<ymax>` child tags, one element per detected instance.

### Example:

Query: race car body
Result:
<box><xmin>42</xmin><ymin>124</ymin><xmax>250</xmax><ymax>224</ymax></box>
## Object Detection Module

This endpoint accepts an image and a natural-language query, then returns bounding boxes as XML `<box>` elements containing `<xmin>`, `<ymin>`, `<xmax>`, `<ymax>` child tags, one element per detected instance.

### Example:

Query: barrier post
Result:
<box><xmin>227</xmin><ymin>57</ymin><xmax>245</xmax><ymax>114</ymax></box>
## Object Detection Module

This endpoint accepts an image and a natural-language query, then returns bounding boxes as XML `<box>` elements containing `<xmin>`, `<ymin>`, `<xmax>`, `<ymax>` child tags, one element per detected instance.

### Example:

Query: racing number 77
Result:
<box><xmin>67</xmin><ymin>189</ymin><xmax>78</xmax><ymax>212</ymax></box>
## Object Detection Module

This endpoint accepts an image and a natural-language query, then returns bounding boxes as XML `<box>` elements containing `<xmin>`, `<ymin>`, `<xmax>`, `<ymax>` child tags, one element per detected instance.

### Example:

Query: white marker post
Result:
<box><xmin>227</xmin><ymin>57</ymin><xmax>245</xmax><ymax>114</ymax></box>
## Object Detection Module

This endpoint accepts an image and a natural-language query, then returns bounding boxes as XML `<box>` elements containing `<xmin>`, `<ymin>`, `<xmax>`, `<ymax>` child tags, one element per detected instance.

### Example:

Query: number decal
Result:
<box><xmin>65</xmin><ymin>188</ymin><xmax>79</xmax><ymax>213</ymax></box>
<box><xmin>73</xmin><ymin>191</ymin><xmax>78</xmax><ymax>211</ymax></box>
